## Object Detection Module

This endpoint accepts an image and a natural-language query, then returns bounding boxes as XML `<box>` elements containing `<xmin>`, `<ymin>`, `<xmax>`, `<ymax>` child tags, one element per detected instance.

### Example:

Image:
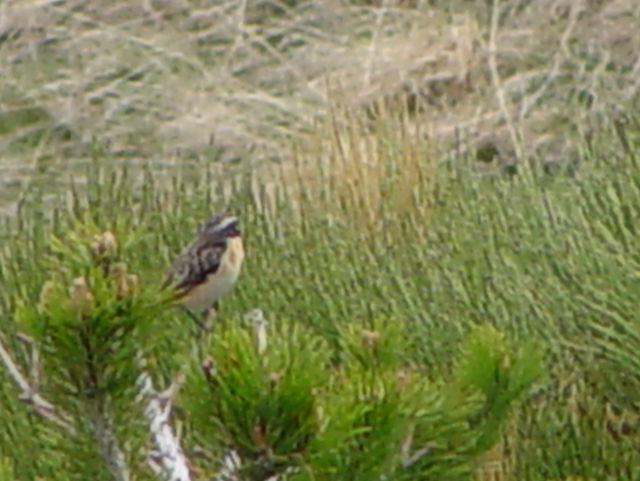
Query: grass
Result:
<box><xmin>2</xmin><ymin>1</ymin><xmax>640</xmax><ymax>479</ymax></box>
<box><xmin>1</xmin><ymin>101</ymin><xmax>640</xmax><ymax>479</ymax></box>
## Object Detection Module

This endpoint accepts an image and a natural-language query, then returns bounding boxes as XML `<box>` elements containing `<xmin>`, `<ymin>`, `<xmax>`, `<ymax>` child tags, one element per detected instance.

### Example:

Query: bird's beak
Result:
<box><xmin>225</xmin><ymin>218</ymin><xmax>241</xmax><ymax>237</ymax></box>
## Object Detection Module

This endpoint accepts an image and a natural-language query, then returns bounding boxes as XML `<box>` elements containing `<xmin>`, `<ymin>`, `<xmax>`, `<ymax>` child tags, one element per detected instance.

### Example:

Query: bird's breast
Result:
<box><xmin>226</xmin><ymin>236</ymin><xmax>245</xmax><ymax>271</ymax></box>
<box><xmin>179</xmin><ymin>237</ymin><xmax>244</xmax><ymax>311</ymax></box>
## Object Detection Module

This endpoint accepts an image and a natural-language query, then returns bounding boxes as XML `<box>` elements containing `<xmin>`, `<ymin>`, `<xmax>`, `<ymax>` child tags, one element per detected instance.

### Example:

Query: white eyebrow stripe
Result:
<box><xmin>217</xmin><ymin>216</ymin><xmax>238</xmax><ymax>231</ymax></box>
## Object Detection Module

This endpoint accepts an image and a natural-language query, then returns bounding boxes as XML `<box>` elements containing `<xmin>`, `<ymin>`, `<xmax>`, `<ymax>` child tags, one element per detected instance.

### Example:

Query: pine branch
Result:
<box><xmin>133</xmin><ymin>309</ymin><xmax>271</xmax><ymax>481</ymax></box>
<box><xmin>87</xmin><ymin>399</ymin><xmax>130</xmax><ymax>481</ymax></box>
<box><xmin>0</xmin><ymin>333</ymin><xmax>75</xmax><ymax>433</ymax></box>
<box><xmin>208</xmin><ymin>309</ymin><xmax>269</xmax><ymax>481</ymax></box>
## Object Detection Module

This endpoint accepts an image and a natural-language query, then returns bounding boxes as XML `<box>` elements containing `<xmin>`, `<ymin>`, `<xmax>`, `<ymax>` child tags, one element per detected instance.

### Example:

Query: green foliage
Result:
<box><xmin>185</xmin><ymin>317</ymin><xmax>332</xmax><ymax>477</ymax></box>
<box><xmin>1</xmin><ymin>210</ymin><xmax>193</xmax><ymax>479</ymax></box>
<box><xmin>1</xmin><ymin>108</ymin><xmax>640</xmax><ymax>480</ymax></box>
<box><xmin>0</xmin><ymin>457</ymin><xmax>14</xmax><ymax>481</ymax></box>
<box><xmin>455</xmin><ymin>324</ymin><xmax>542</xmax><ymax>451</ymax></box>
<box><xmin>184</xmin><ymin>316</ymin><xmax>539</xmax><ymax>480</ymax></box>
<box><xmin>15</xmin><ymin>218</ymin><xmax>182</xmax><ymax>401</ymax></box>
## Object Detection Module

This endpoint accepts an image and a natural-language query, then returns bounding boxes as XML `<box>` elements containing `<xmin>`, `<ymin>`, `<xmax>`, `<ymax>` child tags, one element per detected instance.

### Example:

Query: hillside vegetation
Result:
<box><xmin>1</xmin><ymin>1</ymin><xmax>640</xmax><ymax>480</ymax></box>
<box><xmin>1</xmin><ymin>0</ymin><xmax>639</xmax><ymax>211</ymax></box>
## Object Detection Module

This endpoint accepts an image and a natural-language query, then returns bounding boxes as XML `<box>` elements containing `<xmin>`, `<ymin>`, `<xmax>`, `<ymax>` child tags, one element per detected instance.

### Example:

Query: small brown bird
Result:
<box><xmin>164</xmin><ymin>213</ymin><xmax>244</xmax><ymax>327</ymax></box>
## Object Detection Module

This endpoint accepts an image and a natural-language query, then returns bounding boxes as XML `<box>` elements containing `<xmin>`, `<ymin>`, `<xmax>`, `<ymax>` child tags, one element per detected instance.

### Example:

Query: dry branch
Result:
<box><xmin>487</xmin><ymin>0</ymin><xmax>522</xmax><ymax>161</ymax></box>
<box><xmin>136</xmin><ymin>360</ymin><xmax>193</xmax><ymax>481</ymax></box>
<box><xmin>0</xmin><ymin>334</ymin><xmax>75</xmax><ymax>433</ymax></box>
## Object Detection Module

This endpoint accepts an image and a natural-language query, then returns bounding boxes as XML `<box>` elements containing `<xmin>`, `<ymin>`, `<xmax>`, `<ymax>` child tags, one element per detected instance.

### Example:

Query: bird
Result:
<box><xmin>163</xmin><ymin>212</ymin><xmax>244</xmax><ymax>329</ymax></box>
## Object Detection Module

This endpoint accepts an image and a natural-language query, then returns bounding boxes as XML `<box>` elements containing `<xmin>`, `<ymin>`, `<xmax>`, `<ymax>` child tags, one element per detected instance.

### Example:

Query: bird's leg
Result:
<box><xmin>179</xmin><ymin>307</ymin><xmax>209</xmax><ymax>334</ymax></box>
<box><xmin>199</xmin><ymin>304</ymin><xmax>218</xmax><ymax>333</ymax></box>
<box><xmin>182</xmin><ymin>303</ymin><xmax>218</xmax><ymax>332</ymax></box>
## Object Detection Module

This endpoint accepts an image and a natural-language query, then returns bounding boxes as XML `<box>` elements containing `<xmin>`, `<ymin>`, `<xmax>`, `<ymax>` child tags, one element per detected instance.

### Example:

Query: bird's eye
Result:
<box><xmin>225</xmin><ymin>223</ymin><xmax>239</xmax><ymax>236</ymax></box>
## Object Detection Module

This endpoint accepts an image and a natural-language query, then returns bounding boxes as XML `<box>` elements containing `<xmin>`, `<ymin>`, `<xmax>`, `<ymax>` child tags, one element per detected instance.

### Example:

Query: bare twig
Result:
<box><xmin>399</xmin><ymin>420</ymin><xmax>433</xmax><ymax>469</ymax></box>
<box><xmin>363</xmin><ymin>0</ymin><xmax>391</xmax><ymax>87</ymax></box>
<box><xmin>226</xmin><ymin>0</ymin><xmax>248</xmax><ymax>66</ymax></box>
<box><xmin>402</xmin><ymin>444</ymin><xmax>434</xmax><ymax>469</ymax></box>
<box><xmin>246</xmin><ymin>308</ymin><xmax>268</xmax><ymax>356</ymax></box>
<box><xmin>487</xmin><ymin>0</ymin><xmax>522</xmax><ymax>161</ymax></box>
<box><xmin>624</xmin><ymin>52</ymin><xmax>640</xmax><ymax>100</ymax></box>
<box><xmin>0</xmin><ymin>335</ymin><xmax>75</xmax><ymax>433</ymax></box>
<box><xmin>136</xmin><ymin>362</ymin><xmax>192</xmax><ymax>481</ymax></box>
<box><xmin>518</xmin><ymin>2</ymin><xmax>582</xmax><ymax>120</ymax></box>
<box><xmin>15</xmin><ymin>331</ymin><xmax>41</xmax><ymax>391</ymax></box>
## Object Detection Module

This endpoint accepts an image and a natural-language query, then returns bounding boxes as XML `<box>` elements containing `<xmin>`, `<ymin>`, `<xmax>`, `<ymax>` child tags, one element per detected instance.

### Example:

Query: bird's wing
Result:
<box><xmin>164</xmin><ymin>239</ymin><xmax>227</xmax><ymax>293</ymax></box>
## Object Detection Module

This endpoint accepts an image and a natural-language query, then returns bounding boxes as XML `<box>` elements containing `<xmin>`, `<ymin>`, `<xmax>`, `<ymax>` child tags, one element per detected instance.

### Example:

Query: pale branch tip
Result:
<box><xmin>246</xmin><ymin>309</ymin><xmax>268</xmax><ymax>356</ymax></box>
<box><xmin>137</xmin><ymin>364</ymin><xmax>193</xmax><ymax>481</ymax></box>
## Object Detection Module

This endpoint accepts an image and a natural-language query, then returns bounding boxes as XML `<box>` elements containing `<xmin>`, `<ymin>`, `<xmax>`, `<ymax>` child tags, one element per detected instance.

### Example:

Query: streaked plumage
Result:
<box><xmin>164</xmin><ymin>213</ymin><xmax>244</xmax><ymax>316</ymax></box>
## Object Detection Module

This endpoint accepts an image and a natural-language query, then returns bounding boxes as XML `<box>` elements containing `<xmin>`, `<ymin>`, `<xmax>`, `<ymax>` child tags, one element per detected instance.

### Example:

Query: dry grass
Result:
<box><xmin>1</xmin><ymin>0</ymin><xmax>638</xmax><ymax>209</ymax></box>
<box><xmin>255</xmin><ymin>98</ymin><xmax>437</xmax><ymax>235</ymax></box>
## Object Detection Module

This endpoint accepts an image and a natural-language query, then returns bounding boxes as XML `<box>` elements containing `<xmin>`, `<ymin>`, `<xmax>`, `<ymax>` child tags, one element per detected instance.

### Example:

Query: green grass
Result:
<box><xmin>1</xmin><ymin>105</ymin><xmax>640</xmax><ymax>480</ymax></box>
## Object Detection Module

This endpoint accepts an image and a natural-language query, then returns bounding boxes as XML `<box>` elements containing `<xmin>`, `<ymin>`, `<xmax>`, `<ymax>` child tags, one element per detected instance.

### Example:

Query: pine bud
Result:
<box><xmin>90</xmin><ymin>231</ymin><xmax>117</xmax><ymax>260</ymax></box>
<box><xmin>126</xmin><ymin>273</ymin><xmax>139</xmax><ymax>295</ymax></box>
<box><xmin>201</xmin><ymin>356</ymin><xmax>217</xmax><ymax>381</ymax></box>
<box><xmin>361</xmin><ymin>329</ymin><xmax>380</xmax><ymax>348</ymax></box>
<box><xmin>110</xmin><ymin>262</ymin><xmax>139</xmax><ymax>298</ymax></box>
<box><xmin>268</xmin><ymin>371</ymin><xmax>281</xmax><ymax>387</ymax></box>
<box><xmin>251</xmin><ymin>422</ymin><xmax>267</xmax><ymax>450</ymax></box>
<box><xmin>396</xmin><ymin>368</ymin><xmax>410</xmax><ymax>389</ymax></box>
<box><xmin>38</xmin><ymin>279</ymin><xmax>56</xmax><ymax>310</ymax></box>
<box><xmin>69</xmin><ymin>276</ymin><xmax>94</xmax><ymax>315</ymax></box>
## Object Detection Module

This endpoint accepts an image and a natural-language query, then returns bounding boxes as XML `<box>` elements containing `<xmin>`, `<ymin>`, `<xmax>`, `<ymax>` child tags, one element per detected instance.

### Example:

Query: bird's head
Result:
<box><xmin>201</xmin><ymin>213</ymin><xmax>241</xmax><ymax>239</ymax></box>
